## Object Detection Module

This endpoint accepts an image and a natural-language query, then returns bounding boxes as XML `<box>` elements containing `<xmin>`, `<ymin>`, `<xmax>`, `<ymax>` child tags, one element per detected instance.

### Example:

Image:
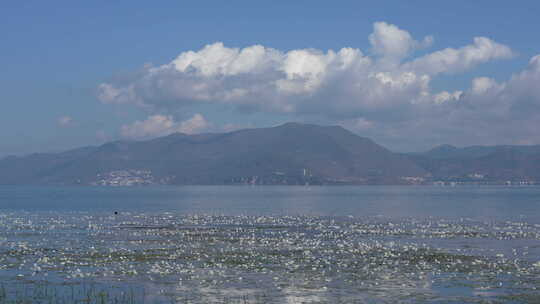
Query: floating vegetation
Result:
<box><xmin>0</xmin><ymin>282</ymin><xmax>146</xmax><ymax>304</ymax></box>
<box><xmin>1</xmin><ymin>211</ymin><xmax>540</xmax><ymax>303</ymax></box>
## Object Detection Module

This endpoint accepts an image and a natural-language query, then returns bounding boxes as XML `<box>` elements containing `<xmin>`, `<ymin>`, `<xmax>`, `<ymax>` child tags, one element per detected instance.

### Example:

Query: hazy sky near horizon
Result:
<box><xmin>2</xmin><ymin>1</ymin><xmax>540</xmax><ymax>156</ymax></box>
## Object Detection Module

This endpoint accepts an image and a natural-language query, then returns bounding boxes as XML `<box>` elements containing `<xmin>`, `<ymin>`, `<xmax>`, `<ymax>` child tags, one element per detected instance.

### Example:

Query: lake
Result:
<box><xmin>1</xmin><ymin>185</ymin><xmax>540</xmax><ymax>303</ymax></box>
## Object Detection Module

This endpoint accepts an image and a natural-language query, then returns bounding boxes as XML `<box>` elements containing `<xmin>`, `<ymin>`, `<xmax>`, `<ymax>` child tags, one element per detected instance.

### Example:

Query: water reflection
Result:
<box><xmin>1</xmin><ymin>211</ymin><xmax>540</xmax><ymax>302</ymax></box>
<box><xmin>2</xmin><ymin>185</ymin><xmax>540</xmax><ymax>219</ymax></box>
<box><xmin>1</xmin><ymin>186</ymin><xmax>540</xmax><ymax>302</ymax></box>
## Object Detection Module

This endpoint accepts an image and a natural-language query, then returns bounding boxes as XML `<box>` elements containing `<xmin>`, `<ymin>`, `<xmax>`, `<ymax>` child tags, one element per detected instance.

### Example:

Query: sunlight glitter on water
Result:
<box><xmin>1</xmin><ymin>211</ymin><xmax>540</xmax><ymax>303</ymax></box>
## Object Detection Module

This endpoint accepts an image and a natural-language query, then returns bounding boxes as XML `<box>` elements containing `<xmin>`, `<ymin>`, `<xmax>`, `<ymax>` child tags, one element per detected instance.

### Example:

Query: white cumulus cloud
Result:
<box><xmin>98</xmin><ymin>22</ymin><xmax>513</xmax><ymax>120</ymax></box>
<box><xmin>369</xmin><ymin>21</ymin><xmax>433</xmax><ymax>63</ymax></box>
<box><xmin>121</xmin><ymin>113</ymin><xmax>211</xmax><ymax>139</ymax></box>
<box><xmin>97</xmin><ymin>21</ymin><xmax>540</xmax><ymax>148</ymax></box>
<box><xmin>404</xmin><ymin>37</ymin><xmax>514</xmax><ymax>75</ymax></box>
<box><xmin>58</xmin><ymin>116</ymin><xmax>74</xmax><ymax>127</ymax></box>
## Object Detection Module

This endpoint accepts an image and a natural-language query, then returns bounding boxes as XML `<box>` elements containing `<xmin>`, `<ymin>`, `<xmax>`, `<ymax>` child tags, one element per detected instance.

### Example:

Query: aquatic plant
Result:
<box><xmin>2</xmin><ymin>211</ymin><xmax>540</xmax><ymax>303</ymax></box>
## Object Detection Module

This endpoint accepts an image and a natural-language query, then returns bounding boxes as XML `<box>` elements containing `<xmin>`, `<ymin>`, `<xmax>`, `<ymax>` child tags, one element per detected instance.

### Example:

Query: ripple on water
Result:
<box><xmin>1</xmin><ymin>212</ymin><xmax>540</xmax><ymax>303</ymax></box>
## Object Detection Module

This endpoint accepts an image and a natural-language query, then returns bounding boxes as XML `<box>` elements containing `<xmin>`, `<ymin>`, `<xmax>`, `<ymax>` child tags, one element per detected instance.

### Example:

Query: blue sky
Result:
<box><xmin>2</xmin><ymin>1</ymin><xmax>540</xmax><ymax>156</ymax></box>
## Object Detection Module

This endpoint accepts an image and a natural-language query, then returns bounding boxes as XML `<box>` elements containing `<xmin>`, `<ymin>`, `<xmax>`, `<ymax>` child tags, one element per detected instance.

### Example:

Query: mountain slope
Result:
<box><xmin>407</xmin><ymin>145</ymin><xmax>540</xmax><ymax>182</ymax></box>
<box><xmin>0</xmin><ymin>123</ymin><xmax>426</xmax><ymax>185</ymax></box>
<box><xmin>415</xmin><ymin>144</ymin><xmax>540</xmax><ymax>159</ymax></box>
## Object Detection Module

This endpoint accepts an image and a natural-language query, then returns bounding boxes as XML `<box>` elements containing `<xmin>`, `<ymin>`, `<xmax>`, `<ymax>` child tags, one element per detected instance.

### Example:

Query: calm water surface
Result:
<box><xmin>1</xmin><ymin>186</ymin><xmax>540</xmax><ymax>303</ymax></box>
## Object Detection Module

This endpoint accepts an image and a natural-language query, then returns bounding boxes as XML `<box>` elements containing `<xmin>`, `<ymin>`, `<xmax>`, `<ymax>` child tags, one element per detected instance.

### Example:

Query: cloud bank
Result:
<box><xmin>121</xmin><ymin>113</ymin><xmax>210</xmax><ymax>139</ymax></box>
<box><xmin>98</xmin><ymin>22</ymin><xmax>540</xmax><ymax>149</ymax></box>
<box><xmin>57</xmin><ymin>116</ymin><xmax>74</xmax><ymax>127</ymax></box>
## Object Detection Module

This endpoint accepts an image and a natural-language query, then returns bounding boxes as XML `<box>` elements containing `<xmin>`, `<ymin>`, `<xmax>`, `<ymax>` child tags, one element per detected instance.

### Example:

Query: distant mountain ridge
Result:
<box><xmin>405</xmin><ymin>144</ymin><xmax>540</xmax><ymax>183</ymax></box>
<box><xmin>0</xmin><ymin>123</ymin><xmax>426</xmax><ymax>185</ymax></box>
<box><xmin>1</xmin><ymin>123</ymin><xmax>539</xmax><ymax>185</ymax></box>
<box><xmin>413</xmin><ymin>144</ymin><xmax>540</xmax><ymax>159</ymax></box>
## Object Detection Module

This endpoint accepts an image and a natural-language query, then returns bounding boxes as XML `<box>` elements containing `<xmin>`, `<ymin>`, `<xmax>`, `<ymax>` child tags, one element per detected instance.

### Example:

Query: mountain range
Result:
<box><xmin>0</xmin><ymin>123</ymin><xmax>539</xmax><ymax>185</ymax></box>
<box><xmin>406</xmin><ymin>144</ymin><xmax>540</xmax><ymax>183</ymax></box>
